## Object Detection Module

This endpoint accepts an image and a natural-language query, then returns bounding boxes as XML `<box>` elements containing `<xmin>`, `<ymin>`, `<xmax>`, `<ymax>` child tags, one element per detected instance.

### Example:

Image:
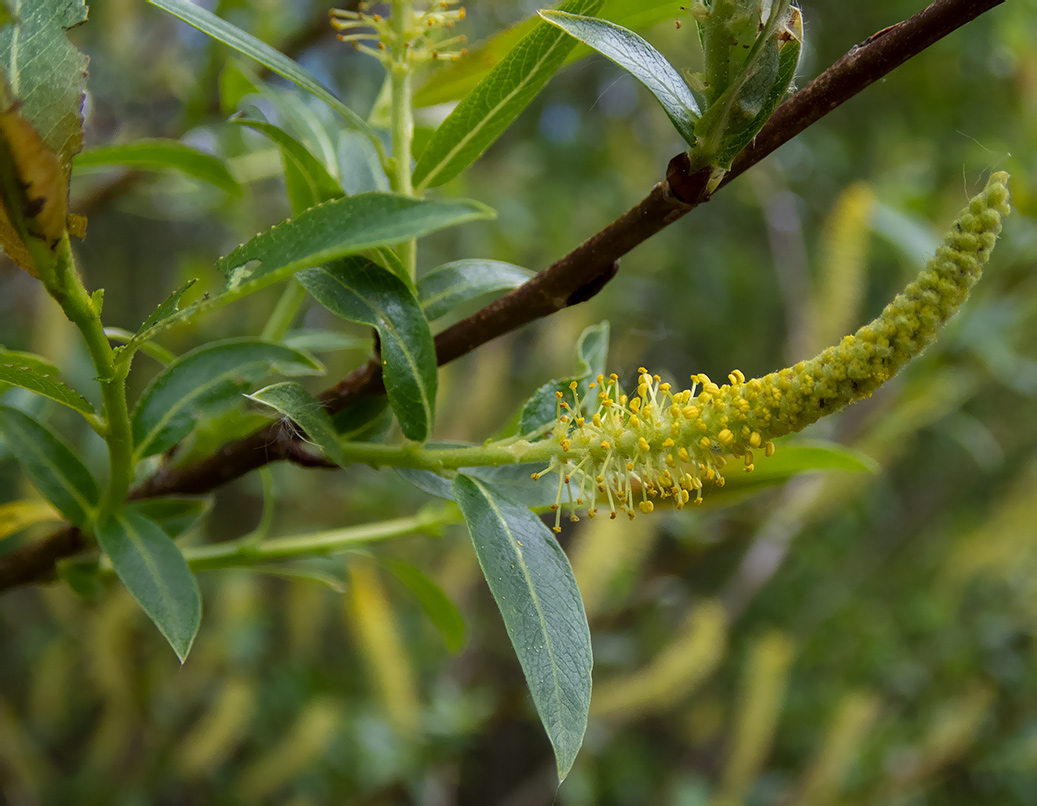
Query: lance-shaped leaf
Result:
<box><xmin>131</xmin><ymin>339</ymin><xmax>322</xmax><ymax>460</ymax></box>
<box><xmin>383</xmin><ymin>558</ymin><xmax>466</xmax><ymax>653</ymax></box>
<box><xmin>0</xmin><ymin>361</ymin><xmax>94</xmax><ymax>416</ymax></box>
<box><xmin>127</xmin><ymin>496</ymin><xmax>214</xmax><ymax>539</ymax></box>
<box><xmin>133</xmin><ymin>194</ymin><xmax>492</xmax><ymax>345</ymax></box>
<box><xmin>418</xmin><ymin>259</ymin><xmax>534</xmax><ymax>321</ymax></box>
<box><xmin>412</xmin><ymin>0</ymin><xmax>603</xmax><ymax>191</ymax></box>
<box><xmin>0</xmin><ymin>405</ymin><xmax>98</xmax><ymax>526</ymax></box>
<box><xmin>453</xmin><ymin>474</ymin><xmax>592</xmax><ymax>781</ymax></box>
<box><xmin>298</xmin><ymin>257</ymin><xmax>436</xmax><ymax>442</ymax></box>
<box><xmin>247</xmin><ymin>381</ymin><xmax>346</xmax><ymax>466</ymax></box>
<box><xmin>123</xmin><ymin>279</ymin><xmax>199</xmax><ymax>355</ymax></box>
<box><xmin>148</xmin><ymin>0</ymin><xmax>375</xmax><ymax>141</ymax></box>
<box><xmin>96</xmin><ymin>510</ymin><xmax>202</xmax><ymax>663</ymax></box>
<box><xmin>215</xmin><ymin>193</ymin><xmax>494</xmax><ymax>298</ymax></box>
<box><xmin>539</xmin><ymin>11</ymin><xmax>700</xmax><ymax>145</ymax></box>
<box><xmin>415</xmin><ymin>0</ymin><xmax>677</xmax><ymax>107</ymax></box>
<box><xmin>519</xmin><ymin>321</ymin><xmax>610</xmax><ymax>435</ymax></box>
<box><xmin>74</xmin><ymin>139</ymin><xmax>242</xmax><ymax>195</ymax></box>
<box><xmin>230</xmin><ymin>111</ymin><xmax>342</xmax><ymax>214</ymax></box>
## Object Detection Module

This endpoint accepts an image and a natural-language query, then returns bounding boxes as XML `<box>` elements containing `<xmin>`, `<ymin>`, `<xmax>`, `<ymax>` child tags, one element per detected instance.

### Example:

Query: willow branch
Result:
<box><xmin>0</xmin><ymin>0</ymin><xmax>1004</xmax><ymax>593</ymax></box>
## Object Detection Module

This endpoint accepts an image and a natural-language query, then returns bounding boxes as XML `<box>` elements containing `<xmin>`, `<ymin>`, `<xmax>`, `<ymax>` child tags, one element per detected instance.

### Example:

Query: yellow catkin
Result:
<box><xmin>538</xmin><ymin>174</ymin><xmax>1010</xmax><ymax>519</ymax></box>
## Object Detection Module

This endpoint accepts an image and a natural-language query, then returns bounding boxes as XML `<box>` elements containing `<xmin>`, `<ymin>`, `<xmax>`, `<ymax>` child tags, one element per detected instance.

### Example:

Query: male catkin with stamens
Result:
<box><xmin>535</xmin><ymin>172</ymin><xmax>1011</xmax><ymax>526</ymax></box>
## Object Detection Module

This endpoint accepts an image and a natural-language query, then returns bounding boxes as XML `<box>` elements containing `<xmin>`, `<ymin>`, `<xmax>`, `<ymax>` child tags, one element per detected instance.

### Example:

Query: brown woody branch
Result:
<box><xmin>0</xmin><ymin>0</ymin><xmax>1004</xmax><ymax>593</ymax></box>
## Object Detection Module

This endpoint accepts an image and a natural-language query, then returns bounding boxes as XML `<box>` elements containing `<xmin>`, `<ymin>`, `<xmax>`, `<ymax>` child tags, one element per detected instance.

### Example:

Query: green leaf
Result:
<box><xmin>538</xmin><ymin>11</ymin><xmax>700</xmax><ymax>145</ymax></box>
<box><xmin>131</xmin><ymin>338</ymin><xmax>322</xmax><ymax>460</ymax></box>
<box><xmin>383</xmin><ymin>558</ymin><xmax>466</xmax><ymax>653</ymax></box>
<box><xmin>0</xmin><ymin>361</ymin><xmax>94</xmax><ymax>416</ymax></box>
<box><xmin>0</xmin><ymin>0</ymin><xmax>88</xmax><ymax>176</ymax></box>
<box><xmin>414</xmin><ymin>0</ymin><xmax>676</xmax><ymax>107</ymax></box>
<box><xmin>298</xmin><ymin>257</ymin><xmax>437</xmax><ymax>442</ymax></box>
<box><xmin>231</xmin><ymin>110</ymin><xmax>342</xmax><ymax>214</ymax></box>
<box><xmin>703</xmin><ymin>440</ymin><xmax>879</xmax><ymax>507</ymax></box>
<box><xmin>339</xmin><ymin>129</ymin><xmax>389</xmax><ymax>194</ymax></box>
<box><xmin>147</xmin><ymin>0</ymin><xmax>376</xmax><ymax>140</ymax></box>
<box><xmin>0</xmin><ymin>347</ymin><xmax>58</xmax><ymax>376</ymax></box>
<box><xmin>412</xmin><ymin>0</ymin><xmax>604</xmax><ymax>191</ymax></box>
<box><xmin>0</xmin><ymin>405</ymin><xmax>98</xmax><ymax>526</ymax></box>
<box><xmin>247</xmin><ymin>381</ymin><xmax>346</xmax><ymax>466</ymax></box>
<box><xmin>282</xmin><ymin>329</ymin><xmax>368</xmax><ymax>354</ymax></box>
<box><xmin>127</xmin><ymin>496</ymin><xmax>213</xmax><ymax>538</ymax></box>
<box><xmin>518</xmin><ymin>321</ymin><xmax>610</xmax><ymax>435</ymax></box>
<box><xmin>215</xmin><ymin>193</ymin><xmax>494</xmax><ymax>297</ymax></box>
<box><xmin>418</xmin><ymin>259</ymin><xmax>534</xmax><ymax>321</ymax></box>
<box><xmin>135</xmin><ymin>194</ymin><xmax>492</xmax><ymax>345</ymax></box>
<box><xmin>331</xmin><ymin>397</ymin><xmax>393</xmax><ymax>442</ymax></box>
<box><xmin>74</xmin><ymin>139</ymin><xmax>243</xmax><ymax>196</ymax></box>
<box><xmin>453</xmin><ymin>474</ymin><xmax>592</xmax><ymax>781</ymax></box>
<box><xmin>0</xmin><ymin>499</ymin><xmax>60</xmax><ymax>541</ymax></box>
<box><xmin>96</xmin><ymin>510</ymin><xmax>202</xmax><ymax>663</ymax></box>
<box><xmin>122</xmin><ymin>279</ymin><xmax>199</xmax><ymax>356</ymax></box>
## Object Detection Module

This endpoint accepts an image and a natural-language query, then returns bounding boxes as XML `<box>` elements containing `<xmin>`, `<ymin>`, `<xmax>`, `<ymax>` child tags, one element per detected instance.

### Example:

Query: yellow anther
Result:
<box><xmin>556</xmin><ymin>391</ymin><xmax>563</xmax><ymax>399</ymax></box>
<box><xmin>592</xmin><ymin>414</ymin><xmax>602</xmax><ymax>427</ymax></box>
<box><xmin>638</xmin><ymin>366</ymin><xmax>648</xmax><ymax>374</ymax></box>
<box><xmin>662</xmin><ymin>438</ymin><xmax>675</xmax><ymax>448</ymax></box>
<box><xmin>729</xmin><ymin>369</ymin><xmax>746</xmax><ymax>384</ymax></box>
<box><xmin>628</xmin><ymin>415</ymin><xmax>640</xmax><ymax>429</ymax></box>
<box><xmin>569</xmin><ymin>381</ymin><xmax>578</xmax><ymax>390</ymax></box>
<box><xmin>744</xmin><ymin>450</ymin><xmax>754</xmax><ymax>466</ymax></box>
<box><xmin>600</xmin><ymin>441</ymin><xmax>610</xmax><ymax>450</ymax></box>
<box><xmin>630</xmin><ymin>397</ymin><xmax>641</xmax><ymax>413</ymax></box>
<box><xmin>638</xmin><ymin>437</ymin><xmax>651</xmax><ymax>452</ymax></box>
<box><xmin>626</xmin><ymin>461</ymin><xmax>635</xmax><ymax>471</ymax></box>
<box><xmin>765</xmin><ymin>442</ymin><xmax>776</xmax><ymax>457</ymax></box>
<box><xmin>718</xmin><ymin>429</ymin><xmax>734</xmax><ymax>445</ymax></box>
<box><xmin>639</xmin><ymin>501</ymin><xmax>654</xmax><ymax>514</ymax></box>
<box><xmin>678</xmin><ymin>448</ymin><xmax>690</xmax><ymax>462</ymax></box>
<box><xmin>744</xmin><ymin>464</ymin><xmax>755</xmax><ymax>472</ymax></box>
<box><xmin>683</xmin><ymin>405</ymin><xmax>699</xmax><ymax>419</ymax></box>
<box><xmin>700</xmin><ymin>436</ymin><xmax>712</xmax><ymax>449</ymax></box>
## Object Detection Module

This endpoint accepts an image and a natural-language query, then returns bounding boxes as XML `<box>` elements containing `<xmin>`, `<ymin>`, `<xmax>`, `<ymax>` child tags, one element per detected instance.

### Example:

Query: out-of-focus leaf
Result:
<box><xmin>96</xmin><ymin>510</ymin><xmax>202</xmax><ymax>663</ymax></box>
<box><xmin>383</xmin><ymin>558</ymin><xmax>466</xmax><ymax>652</ymax></box>
<box><xmin>519</xmin><ymin>321</ymin><xmax>610</xmax><ymax>435</ymax></box>
<box><xmin>412</xmin><ymin>0</ymin><xmax>604</xmax><ymax>191</ymax></box>
<box><xmin>0</xmin><ymin>499</ymin><xmax>60</xmax><ymax>541</ymax></box>
<box><xmin>0</xmin><ymin>405</ymin><xmax>98</xmax><ymax>527</ymax></box>
<box><xmin>298</xmin><ymin>257</ymin><xmax>436</xmax><ymax>442</ymax></box>
<box><xmin>127</xmin><ymin>496</ymin><xmax>214</xmax><ymax>539</ymax></box>
<box><xmin>414</xmin><ymin>0</ymin><xmax>676</xmax><ymax>107</ymax></box>
<box><xmin>131</xmin><ymin>339</ymin><xmax>322</xmax><ymax>460</ymax></box>
<box><xmin>539</xmin><ymin>11</ymin><xmax>700</xmax><ymax>144</ymax></box>
<box><xmin>230</xmin><ymin>111</ymin><xmax>342</xmax><ymax>213</ymax></box>
<box><xmin>397</xmin><ymin>457</ymin><xmax>559</xmax><ymax>509</ymax></box>
<box><xmin>417</xmin><ymin>259</ymin><xmax>533</xmax><ymax>321</ymax></box>
<box><xmin>74</xmin><ymin>140</ymin><xmax>242</xmax><ymax>196</ymax></box>
<box><xmin>453</xmin><ymin>474</ymin><xmax>592</xmax><ymax>781</ymax></box>
<box><xmin>701</xmin><ymin>440</ymin><xmax>879</xmax><ymax>507</ymax></box>
<box><xmin>282</xmin><ymin>330</ymin><xmax>368</xmax><ymax>354</ymax></box>
<box><xmin>338</xmin><ymin>129</ymin><xmax>389</xmax><ymax>194</ymax></box>
<box><xmin>0</xmin><ymin>362</ymin><xmax>94</xmax><ymax>416</ymax></box>
<box><xmin>247</xmin><ymin>381</ymin><xmax>345</xmax><ymax>466</ymax></box>
<box><xmin>332</xmin><ymin>398</ymin><xmax>393</xmax><ymax>442</ymax></box>
<box><xmin>148</xmin><ymin>0</ymin><xmax>376</xmax><ymax>139</ymax></box>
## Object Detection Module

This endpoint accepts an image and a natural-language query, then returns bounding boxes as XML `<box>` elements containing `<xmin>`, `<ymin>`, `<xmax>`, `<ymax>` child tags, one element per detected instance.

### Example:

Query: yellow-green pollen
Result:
<box><xmin>534</xmin><ymin>172</ymin><xmax>1011</xmax><ymax>530</ymax></box>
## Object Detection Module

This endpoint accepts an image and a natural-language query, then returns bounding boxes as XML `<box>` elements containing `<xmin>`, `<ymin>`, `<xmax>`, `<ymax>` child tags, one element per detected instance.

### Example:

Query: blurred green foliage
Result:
<box><xmin>2</xmin><ymin>0</ymin><xmax>1037</xmax><ymax>803</ymax></box>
